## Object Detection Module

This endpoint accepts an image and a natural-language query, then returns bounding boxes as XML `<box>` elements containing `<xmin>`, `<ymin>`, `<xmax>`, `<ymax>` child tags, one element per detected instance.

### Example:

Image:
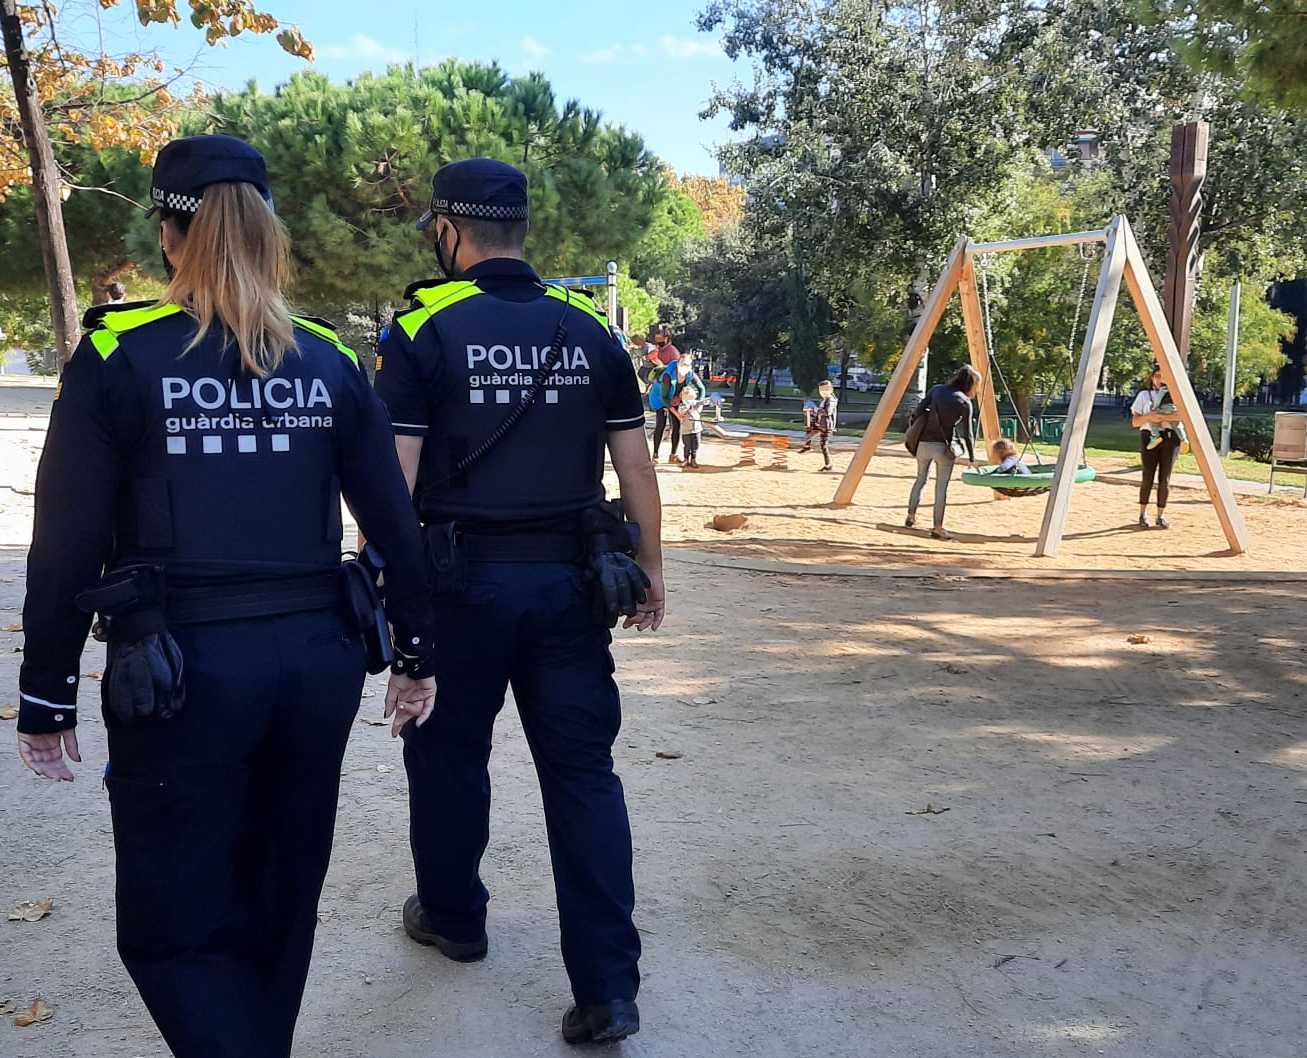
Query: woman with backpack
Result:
<box><xmin>904</xmin><ymin>364</ymin><xmax>982</xmax><ymax>540</ymax></box>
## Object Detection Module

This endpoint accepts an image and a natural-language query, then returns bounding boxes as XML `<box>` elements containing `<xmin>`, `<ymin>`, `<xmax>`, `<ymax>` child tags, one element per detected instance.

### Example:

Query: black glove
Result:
<box><xmin>104</xmin><ymin>632</ymin><xmax>185</xmax><ymax>725</ymax></box>
<box><xmin>589</xmin><ymin>551</ymin><xmax>651</xmax><ymax>629</ymax></box>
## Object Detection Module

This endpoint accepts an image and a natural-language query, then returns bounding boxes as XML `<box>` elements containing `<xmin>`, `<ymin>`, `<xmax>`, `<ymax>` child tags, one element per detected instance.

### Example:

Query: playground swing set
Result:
<box><xmin>830</xmin><ymin>214</ymin><xmax>1249</xmax><ymax>559</ymax></box>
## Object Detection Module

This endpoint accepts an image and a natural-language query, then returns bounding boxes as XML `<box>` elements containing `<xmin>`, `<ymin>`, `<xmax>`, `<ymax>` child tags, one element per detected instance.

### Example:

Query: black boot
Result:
<box><xmin>402</xmin><ymin>894</ymin><xmax>488</xmax><ymax>962</ymax></box>
<box><xmin>561</xmin><ymin>999</ymin><xmax>640</xmax><ymax>1045</ymax></box>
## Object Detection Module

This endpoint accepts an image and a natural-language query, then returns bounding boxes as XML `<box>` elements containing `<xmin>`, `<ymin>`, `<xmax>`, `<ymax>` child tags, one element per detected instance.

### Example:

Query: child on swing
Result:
<box><xmin>990</xmin><ymin>437</ymin><xmax>1032</xmax><ymax>476</ymax></box>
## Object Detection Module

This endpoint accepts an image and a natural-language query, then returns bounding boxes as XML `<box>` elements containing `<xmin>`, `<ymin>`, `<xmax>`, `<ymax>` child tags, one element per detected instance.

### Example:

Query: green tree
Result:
<box><xmin>1189</xmin><ymin>283</ymin><xmax>1292</xmax><ymax>398</ymax></box>
<box><xmin>204</xmin><ymin>62</ymin><xmax>667</xmax><ymax>351</ymax></box>
<box><xmin>616</xmin><ymin>273</ymin><xmax>658</xmax><ymax>335</ymax></box>
<box><xmin>1146</xmin><ymin>0</ymin><xmax>1307</xmax><ymax>112</ymax></box>
<box><xmin>676</xmin><ymin>224</ymin><xmax>790</xmax><ymax>411</ymax></box>
<box><xmin>628</xmin><ymin>175</ymin><xmax>705</xmax><ymax>287</ymax></box>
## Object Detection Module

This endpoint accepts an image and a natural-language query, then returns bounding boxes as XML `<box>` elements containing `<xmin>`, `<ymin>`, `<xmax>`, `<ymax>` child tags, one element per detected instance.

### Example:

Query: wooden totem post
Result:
<box><xmin>1162</xmin><ymin>122</ymin><xmax>1209</xmax><ymax>360</ymax></box>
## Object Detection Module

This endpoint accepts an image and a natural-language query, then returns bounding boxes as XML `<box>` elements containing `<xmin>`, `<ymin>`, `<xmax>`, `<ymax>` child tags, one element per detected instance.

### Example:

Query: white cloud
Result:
<box><xmin>520</xmin><ymin>36</ymin><xmax>550</xmax><ymax>60</ymax></box>
<box><xmin>583</xmin><ymin>36</ymin><xmax>720</xmax><ymax>65</ymax></box>
<box><xmin>581</xmin><ymin>44</ymin><xmax>624</xmax><ymax>65</ymax></box>
<box><xmin>658</xmin><ymin>35</ymin><xmax>724</xmax><ymax>60</ymax></box>
<box><xmin>319</xmin><ymin>34</ymin><xmax>409</xmax><ymax>64</ymax></box>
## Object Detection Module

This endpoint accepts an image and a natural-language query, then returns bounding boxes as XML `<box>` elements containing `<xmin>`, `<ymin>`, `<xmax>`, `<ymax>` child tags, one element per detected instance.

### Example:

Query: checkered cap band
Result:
<box><xmin>434</xmin><ymin>198</ymin><xmax>529</xmax><ymax>221</ymax></box>
<box><xmin>151</xmin><ymin>186</ymin><xmax>203</xmax><ymax>214</ymax></box>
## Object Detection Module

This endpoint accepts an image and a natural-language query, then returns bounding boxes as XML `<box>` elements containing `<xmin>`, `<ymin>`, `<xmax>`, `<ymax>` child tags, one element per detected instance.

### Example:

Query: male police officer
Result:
<box><xmin>374</xmin><ymin>158</ymin><xmax>664</xmax><ymax>1045</ymax></box>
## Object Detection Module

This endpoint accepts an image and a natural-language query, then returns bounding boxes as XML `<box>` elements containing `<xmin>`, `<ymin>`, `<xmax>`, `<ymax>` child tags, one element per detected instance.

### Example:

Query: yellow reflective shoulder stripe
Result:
<box><xmin>90</xmin><ymin>329</ymin><xmax>119</xmax><ymax>360</ymax></box>
<box><xmin>91</xmin><ymin>303</ymin><xmax>185</xmax><ymax>360</ymax></box>
<box><xmin>291</xmin><ymin>315</ymin><xmax>359</xmax><ymax>368</ymax></box>
<box><xmin>411</xmin><ymin>281</ymin><xmax>480</xmax><ymax>310</ymax></box>
<box><xmin>544</xmin><ymin>285</ymin><xmax>607</xmax><ymax>326</ymax></box>
<box><xmin>398</xmin><ymin>283</ymin><xmax>484</xmax><ymax>341</ymax></box>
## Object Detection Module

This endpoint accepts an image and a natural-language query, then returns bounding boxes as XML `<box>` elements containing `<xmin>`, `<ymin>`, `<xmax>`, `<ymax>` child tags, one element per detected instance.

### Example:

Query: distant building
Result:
<box><xmin>1047</xmin><ymin>131</ymin><xmax>1102</xmax><ymax>171</ymax></box>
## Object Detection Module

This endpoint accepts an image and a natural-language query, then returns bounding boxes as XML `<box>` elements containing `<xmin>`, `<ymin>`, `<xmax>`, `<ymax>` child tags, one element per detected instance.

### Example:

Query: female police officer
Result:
<box><xmin>14</xmin><ymin>135</ymin><xmax>436</xmax><ymax>1058</ymax></box>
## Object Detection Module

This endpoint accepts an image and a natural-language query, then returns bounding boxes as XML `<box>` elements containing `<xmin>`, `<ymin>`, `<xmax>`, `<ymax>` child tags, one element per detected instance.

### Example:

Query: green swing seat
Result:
<box><xmin>962</xmin><ymin>463</ymin><xmax>1097</xmax><ymax>497</ymax></box>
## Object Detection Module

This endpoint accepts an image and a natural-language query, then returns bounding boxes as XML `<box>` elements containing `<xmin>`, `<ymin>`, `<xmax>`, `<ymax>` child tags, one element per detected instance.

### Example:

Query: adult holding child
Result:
<box><xmin>904</xmin><ymin>364</ymin><xmax>982</xmax><ymax>540</ymax></box>
<box><xmin>1131</xmin><ymin>363</ymin><xmax>1186</xmax><ymax>529</ymax></box>
<box><xmin>651</xmin><ymin>342</ymin><xmax>706</xmax><ymax>464</ymax></box>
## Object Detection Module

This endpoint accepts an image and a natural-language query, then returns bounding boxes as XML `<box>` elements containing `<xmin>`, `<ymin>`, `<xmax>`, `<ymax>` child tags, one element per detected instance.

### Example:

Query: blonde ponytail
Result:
<box><xmin>163</xmin><ymin>182</ymin><xmax>296</xmax><ymax>377</ymax></box>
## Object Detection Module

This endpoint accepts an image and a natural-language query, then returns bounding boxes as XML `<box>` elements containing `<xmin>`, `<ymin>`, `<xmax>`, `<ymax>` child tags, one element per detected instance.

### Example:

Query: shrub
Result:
<box><xmin>1229</xmin><ymin>415</ymin><xmax>1276</xmax><ymax>462</ymax></box>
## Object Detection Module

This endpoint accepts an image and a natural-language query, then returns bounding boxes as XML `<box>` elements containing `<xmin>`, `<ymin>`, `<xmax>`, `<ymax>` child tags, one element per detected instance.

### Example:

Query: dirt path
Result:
<box><xmin>3</xmin><ymin>401</ymin><xmax>1305</xmax><ymax>1057</ymax></box>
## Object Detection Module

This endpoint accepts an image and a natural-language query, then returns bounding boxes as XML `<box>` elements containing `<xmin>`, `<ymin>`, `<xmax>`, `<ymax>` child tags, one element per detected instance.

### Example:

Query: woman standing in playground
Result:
<box><xmin>905</xmin><ymin>364</ymin><xmax>981</xmax><ymax>540</ymax></box>
<box><xmin>1131</xmin><ymin>364</ymin><xmax>1184</xmax><ymax>529</ymax></box>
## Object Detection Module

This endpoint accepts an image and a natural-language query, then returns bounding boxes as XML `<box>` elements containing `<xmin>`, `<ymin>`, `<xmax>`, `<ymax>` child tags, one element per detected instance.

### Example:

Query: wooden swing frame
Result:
<box><xmin>831</xmin><ymin>215</ymin><xmax>1249</xmax><ymax>558</ymax></box>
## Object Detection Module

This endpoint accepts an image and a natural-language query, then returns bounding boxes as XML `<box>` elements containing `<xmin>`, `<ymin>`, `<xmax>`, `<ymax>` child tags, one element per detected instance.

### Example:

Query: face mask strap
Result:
<box><xmin>436</xmin><ymin>218</ymin><xmax>464</xmax><ymax>279</ymax></box>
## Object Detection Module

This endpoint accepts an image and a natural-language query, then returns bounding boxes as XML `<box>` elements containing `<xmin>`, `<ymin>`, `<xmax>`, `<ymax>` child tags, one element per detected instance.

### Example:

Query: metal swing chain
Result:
<box><xmin>977</xmin><ymin>255</ymin><xmax>1043</xmax><ymax>464</ymax></box>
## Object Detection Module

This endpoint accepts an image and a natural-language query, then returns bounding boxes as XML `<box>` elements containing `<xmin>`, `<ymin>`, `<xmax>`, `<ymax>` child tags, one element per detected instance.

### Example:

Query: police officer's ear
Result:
<box><xmin>159</xmin><ymin>216</ymin><xmax>187</xmax><ymax>259</ymax></box>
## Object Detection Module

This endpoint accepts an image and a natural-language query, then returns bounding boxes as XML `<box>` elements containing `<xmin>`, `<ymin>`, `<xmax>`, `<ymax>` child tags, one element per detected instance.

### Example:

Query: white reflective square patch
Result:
<box><xmin>166</xmin><ymin>437</ymin><xmax>187</xmax><ymax>455</ymax></box>
<box><xmin>469</xmin><ymin>390</ymin><xmax>485</xmax><ymax>404</ymax></box>
<box><xmin>202</xmin><ymin>436</ymin><xmax>222</xmax><ymax>455</ymax></box>
<box><xmin>271</xmin><ymin>434</ymin><xmax>290</xmax><ymax>452</ymax></box>
<box><xmin>495</xmin><ymin>390</ymin><xmax>510</xmax><ymax>404</ymax></box>
<box><xmin>545</xmin><ymin>390</ymin><xmax>559</xmax><ymax>404</ymax></box>
<box><xmin>238</xmin><ymin>435</ymin><xmax>257</xmax><ymax>453</ymax></box>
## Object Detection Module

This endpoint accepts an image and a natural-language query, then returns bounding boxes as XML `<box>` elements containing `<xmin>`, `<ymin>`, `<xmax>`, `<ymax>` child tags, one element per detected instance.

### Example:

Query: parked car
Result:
<box><xmin>844</xmin><ymin>367</ymin><xmax>880</xmax><ymax>392</ymax></box>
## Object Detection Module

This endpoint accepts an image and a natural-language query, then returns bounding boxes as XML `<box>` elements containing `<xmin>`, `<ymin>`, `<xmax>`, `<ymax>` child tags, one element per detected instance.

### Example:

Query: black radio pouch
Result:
<box><xmin>75</xmin><ymin>565</ymin><xmax>185</xmax><ymax>725</ymax></box>
<box><xmin>424</xmin><ymin>522</ymin><xmax>467</xmax><ymax>596</ymax></box>
<box><xmin>581</xmin><ymin>501</ymin><xmax>650</xmax><ymax>628</ymax></box>
<box><xmin>340</xmin><ymin>555</ymin><xmax>395</xmax><ymax>675</ymax></box>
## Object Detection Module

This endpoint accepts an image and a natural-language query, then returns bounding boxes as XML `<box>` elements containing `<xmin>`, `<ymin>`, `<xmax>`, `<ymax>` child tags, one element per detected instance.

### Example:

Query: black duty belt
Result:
<box><xmin>168</xmin><ymin>572</ymin><xmax>341</xmax><ymax>625</ymax></box>
<box><xmin>459</xmin><ymin>531</ymin><xmax>584</xmax><ymax>564</ymax></box>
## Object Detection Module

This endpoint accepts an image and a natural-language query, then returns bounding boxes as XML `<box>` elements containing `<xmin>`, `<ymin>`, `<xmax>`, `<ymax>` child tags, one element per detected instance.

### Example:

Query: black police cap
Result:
<box><xmin>416</xmin><ymin>158</ymin><xmax>529</xmax><ymax>231</ymax></box>
<box><xmin>146</xmin><ymin>134</ymin><xmax>272</xmax><ymax>218</ymax></box>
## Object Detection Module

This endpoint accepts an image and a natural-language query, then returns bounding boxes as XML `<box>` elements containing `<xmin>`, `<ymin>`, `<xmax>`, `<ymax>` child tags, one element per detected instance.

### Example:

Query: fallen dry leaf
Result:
<box><xmin>13</xmin><ymin>998</ymin><xmax>52</xmax><ymax>1027</ymax></box>
<box><xmin>655</xmin><ymin>751</ymin><xmax>684</xmax><ymax>761</ymax></box>
<box><xmin>0</xmin><ymin>999</ymin><xmax>13</xmax><ymax>1015</ymax></box>
<box><xmin>83</xmin><ymin>671</ymin><xmax>102</xmax><ymax>681</ymax></box>
<box><xmin>0</xmin><ymin>707</ymin><xmax>16</xmax><ymax>721</ymax></box>
<box><xmin>906</xmin><ymin>804</ymin><xmax>950</xmax><ymax>816</ymax></box>
<box><xmin>710</xmin><ymin>513</ymin><xmax>748</xmax><ymax>532</ymax></box>
<box><xmin>8</xmin><ymin>898</ymin><xmax>53</xmax><ymax>923</ymax></box>
<box><xmin>2</xmin><ymin>623</ymin><xmax>21</xmax><ymax>633</ymax></box>
<box><xmin>358</xmin><ymin>717</ymin><xmax>387</xmax><ymax>727</ymax></box>
<box><xmin>1127</xmin><ymin>633</ymin><xmax>1152</xmax><ymax>645</ymax></box>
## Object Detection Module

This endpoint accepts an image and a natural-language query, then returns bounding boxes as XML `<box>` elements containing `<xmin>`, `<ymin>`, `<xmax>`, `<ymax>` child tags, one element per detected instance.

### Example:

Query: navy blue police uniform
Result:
<box><xmin>373</xmin><ymin>159</ymin><xmax>647</xmax><ymax>1032</ymax></box>
<box><xmin>17</xmin><ymin>136</ymin><xmax>434</xmax><ymax>1058</ymax></box>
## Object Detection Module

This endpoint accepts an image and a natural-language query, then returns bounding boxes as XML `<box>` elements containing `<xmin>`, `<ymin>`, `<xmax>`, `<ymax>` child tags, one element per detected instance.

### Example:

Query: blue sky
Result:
<box><xmin>61</xmin><ymin>0</ymin><xmax>742</xmax><ymax>174</ymax></box>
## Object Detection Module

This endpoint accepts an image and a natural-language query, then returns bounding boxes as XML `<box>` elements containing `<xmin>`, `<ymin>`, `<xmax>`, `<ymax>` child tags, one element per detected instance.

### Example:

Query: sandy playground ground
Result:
<box><xmin>3</xmin><ymin>392</ymin><xmax>1306</xmax><ymax>1057</ymax></box>
<box><xmin>644</xmin><ymin>431</ymin><xmax>1307</xmax><ymax>575</ymax></box>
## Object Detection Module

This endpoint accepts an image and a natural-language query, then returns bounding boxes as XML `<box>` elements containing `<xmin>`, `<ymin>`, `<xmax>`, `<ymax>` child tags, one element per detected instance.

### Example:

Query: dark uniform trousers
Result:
<box><xmin>105</xmin><ymin>609</ymin><xmax>366</xmax><ymax>1058</ymax></box>
<box><xmin>403</xmin><ymin>560</ymin><xmax>641</xmax><ymax>1005</ymax></box>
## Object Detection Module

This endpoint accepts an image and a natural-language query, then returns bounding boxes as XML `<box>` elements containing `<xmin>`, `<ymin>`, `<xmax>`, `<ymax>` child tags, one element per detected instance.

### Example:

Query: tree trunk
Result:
<box><xmin>838</xmin><ymin>346</ymin><xmax>851</xmax><ymax>403</ymax></box>
<box><xmin>1013</xmin><ymin>388</ymin><xmax>1033</xmax><ymax>440</ymax></box>
<box><xmin>732</xmin><ymin>354</ymin><xmax>755</xmax><ymax>414</ymax></box>
<box><xmin>765</xmin><ymin>363</ymin><xmax>774</xmax><ymax>403</ymax></box>
<box><xmin>2</xmin><ymin>2</ymin><xmax>79</xmax><ymax>371</ymax></box>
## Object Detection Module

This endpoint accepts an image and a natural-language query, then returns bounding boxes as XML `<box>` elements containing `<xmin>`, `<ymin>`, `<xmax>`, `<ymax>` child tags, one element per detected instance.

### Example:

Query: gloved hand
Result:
<box><xmin>105</xmin><ymin>632</ymin><xmax>185</xmax><ymax>725</ymax></box>
<box><xmin>590</xmin><ymin>551</ymin><xmax>651</xmax><ymax>629</ymax></box>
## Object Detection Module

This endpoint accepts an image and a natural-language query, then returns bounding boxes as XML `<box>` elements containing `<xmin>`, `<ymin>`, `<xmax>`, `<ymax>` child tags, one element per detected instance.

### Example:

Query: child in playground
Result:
<box><xmin>799</xmin><ymin>379</ymin><xmax>838</xmax><ymax>471</ymax></box>
<box><xmin>991</xmin><ymin>438</ymin><xmax>1032</xmax><ymax>476</ymax></box>
<box><xmin>676</xmin><ymin>390</ymin><xmax>705</xmax><ymax>468</ymax></box>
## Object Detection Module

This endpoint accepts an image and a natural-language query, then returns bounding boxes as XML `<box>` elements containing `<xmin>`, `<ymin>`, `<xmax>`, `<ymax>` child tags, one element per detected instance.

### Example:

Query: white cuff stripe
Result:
<box><xmin>21</xmin><ymin>691</ymin><xmax>75</xmax><ymax>710</ymax></box>
<box><xmin>391</xmin><ymin>421</ymin><xmax>429</xmax><ymax>430</ymax></box>
<box><xmin>606</xmin><ymin>414</ymin><xmax>646</xmax><ymax>424</ymax></box>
